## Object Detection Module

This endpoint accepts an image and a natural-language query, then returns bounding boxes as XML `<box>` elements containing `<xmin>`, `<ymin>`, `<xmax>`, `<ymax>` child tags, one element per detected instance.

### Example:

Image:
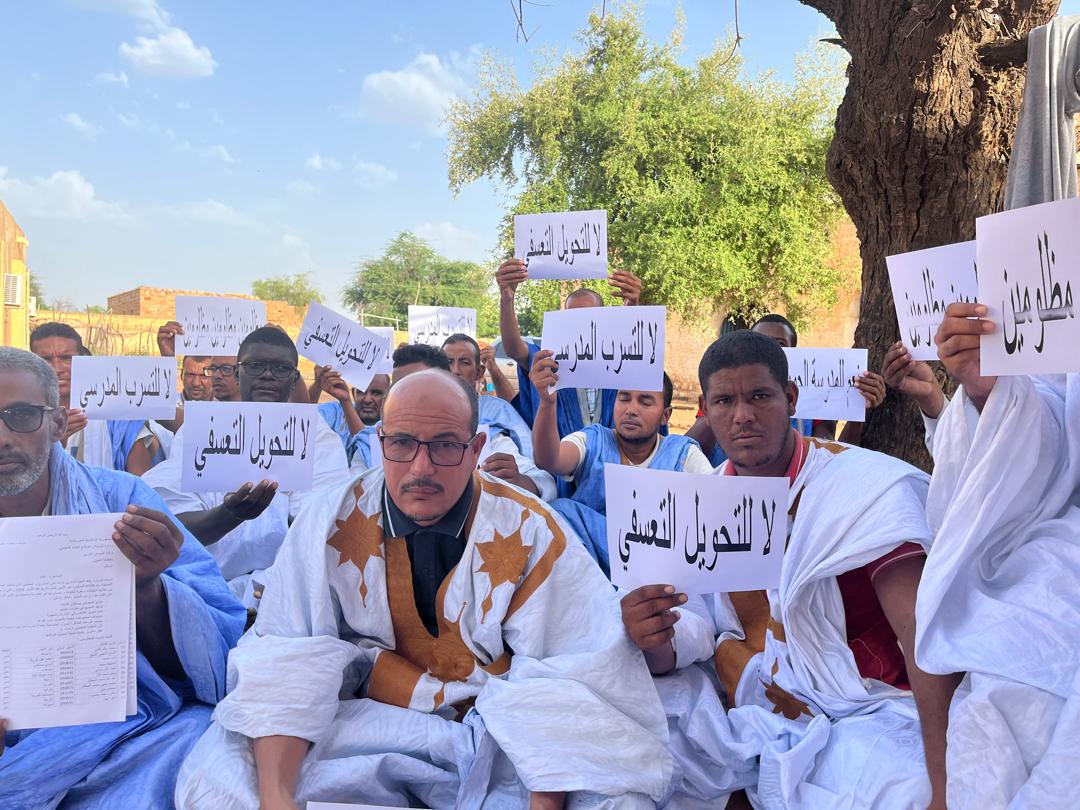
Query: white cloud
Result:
<box><xmin>120</xmin><ymin>27</ymin><xmax>216</xmax><ymax>79</ymax></box>
<box><xmin>157</xmin><ymin>199</ymin><xmax>261</xmax><ymax>230</ymax></box>
<box><xmin>305</xmin><ymin>151</ymin><xmax>341</xmax><ymax>172</ymax></box>
<box><xmin>285</xmin><ymin>179</ymin><xmax>319</xmax><ymax>198</ymax></box>
<box><xmin>63</xmin><ymin>112</ymin><xmax>105</xmax><ymax>141</ymax></box>
<box><xmin>0</xmin><ymin>166</ymin><xmax>132</xmax><ymax>224</ymax></box>
<box><xmin>198</xmin><ymin>143</ymin><xmax>235</xmax><ymax>163</ymax></box>
<box><xmin>94</xmin><ymin>70</ymin><xmax>129</xmax><ymax>88</ymax></box>
<box><xmin>115</xmin><ymin>110</ymin><xmax>144</xmax><ymax>129</ymax></box>
<box><xmin>359</xmin><ymin>50</ymin><xmax>476</xmax><ymax>134</ymax></box>
<box><xmin>354</xmin><ymin>160</ymin><xmax>397</xmax><ymax>189</ymax></box>
<box><xmin>73</xmin><ymin>0</ymin><xmax>171</xmax><ymax>31</ymax></box>
<box><xmin>176</xmin><ymin>100</ymin><xmax>190</xmax><ymax>110</ymax></box>
<box><xmin>413</xmin><ymin>221</ymin><xmax>491</xmax><ymax>262</ymax></box>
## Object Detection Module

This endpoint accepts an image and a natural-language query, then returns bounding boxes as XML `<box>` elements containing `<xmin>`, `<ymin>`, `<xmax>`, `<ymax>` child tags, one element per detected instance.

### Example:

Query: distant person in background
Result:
<box><xmin>531</xmin><ymin>359</ymin><xmax>710</xmax><ymax>575</ymax></box>
<box><xmin>480</xmin><ymin>341</ymin><xmax>516</xmax><ymax>403</ymax></box>
<box><xmin>143</xmin><ymin>327</ymin><xmax>350</xmax><ymax>607</ymax></box>
<box><xmin>442</xmin><ymin>333</ymin><xmax>533</xmax><ymax>456</ymax></box>
<box><xmin>496</xmin><ymin>257</ymin><xmax>643</xmax><ymax>437</ymax></box>
<box><xmin>30</xmin><ymin>322</ymin><xmax>154</xmax><ymax>474</ymax></box>
<box><xmin>207</xmin><ymin>356</ymin><xmax>241</xmax><ymax>402</ymax></box>
<box><xmin>314</xmin><ymin>364</ymin><xmax>390</xmax><ymax>468</ymax></box>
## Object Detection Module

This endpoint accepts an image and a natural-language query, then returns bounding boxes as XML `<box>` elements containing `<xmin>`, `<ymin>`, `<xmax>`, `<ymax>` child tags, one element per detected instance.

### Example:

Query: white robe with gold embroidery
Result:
<box><xmin>660</xmin><ymin>440</ymin><xmax>934</xmax><ymax>809</ymax></box>
<box><xmin>176</xmin><ymin>468</ymin><xmax>673</xmax><ymax>809</ymax></box>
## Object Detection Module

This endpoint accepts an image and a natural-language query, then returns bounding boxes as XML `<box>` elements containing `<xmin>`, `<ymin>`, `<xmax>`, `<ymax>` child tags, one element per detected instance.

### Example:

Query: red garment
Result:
<box><xmin>724</xmin><ymin>432</ymin><xmax>923</xmax><ymax>689</ymax></box>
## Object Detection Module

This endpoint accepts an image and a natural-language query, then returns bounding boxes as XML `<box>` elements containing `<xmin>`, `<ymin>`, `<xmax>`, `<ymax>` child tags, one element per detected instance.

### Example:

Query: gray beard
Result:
<box><xmin>0</xmin><ymin>451</ymin><xmax>49</xmax><ymax>497</ymax></box>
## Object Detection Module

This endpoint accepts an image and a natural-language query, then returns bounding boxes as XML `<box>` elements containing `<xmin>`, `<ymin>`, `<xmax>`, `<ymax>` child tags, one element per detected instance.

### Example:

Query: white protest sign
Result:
<box><xmin>175</xmin><ymin>295</ymin><xmax>266</xmax><ymax>355</ymax></box>
<box><xmin>297</xmin><ymin>302</ymin><xmax>391</xmax><ymax>392</ymax></box>
<box><xmin>408</xmin><ymin>306</ymin><xmax>476</xmax><ymax>348</ymax></box>
<box><xmin>181</xmin><ymin>402</ymin><xmax>318</xmax><ymax>493</ymax></box>
<box><xmin>369</xmin><ymin>326</ymin><xmax>395</xmax><ymax>375</ymax></box>
<box><xmin>540</xmin><ymin>305</ymin><xmax>665</xmax><ymax>393</ymax></box>
<box><xmin>886</xmin><ymin>240</ymin><xmax>979</xmax><ymax>361</ymax></box>
<box><xmin>784</xmin><ymin>347</ymin><xmax>868</xmax><ymax>422</ymax></box>
<box><xmin>514</xmin><ymin>209</ymin><xmax>608</xmax><ymax>280</ymax></box>
<box><xmin>605</xmin><ymin>465</ymin><xmax>787</xmax><ymax>595</ymax></box>
<box><xmin>977</xmin><ymin>197</ymin><xmax>1080</xmax><ymax>375</ymax></box>
<box><xmin>70</xmin><ymin>356</ymin><xmax>177</xmax><ymax>419</ymax></box>
<box><xmin>0</xmin><ymin>514</ymin><xmax>136</xmax><ymax>730</ymax></box>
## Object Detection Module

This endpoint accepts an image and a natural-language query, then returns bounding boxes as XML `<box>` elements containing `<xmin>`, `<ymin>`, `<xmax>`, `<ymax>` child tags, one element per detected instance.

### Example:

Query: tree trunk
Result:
<box><xmin>799</xmin><ymin>0</ymin><xmax>1060</xmax><ymax>470</ymax></box>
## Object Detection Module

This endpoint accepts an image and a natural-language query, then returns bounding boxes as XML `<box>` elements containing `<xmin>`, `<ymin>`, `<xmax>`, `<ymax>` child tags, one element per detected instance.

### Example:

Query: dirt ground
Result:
<box><xmin>669</xmin><ymin>398</ymin><xmax>700</xmax><ymax>434</ymax></box>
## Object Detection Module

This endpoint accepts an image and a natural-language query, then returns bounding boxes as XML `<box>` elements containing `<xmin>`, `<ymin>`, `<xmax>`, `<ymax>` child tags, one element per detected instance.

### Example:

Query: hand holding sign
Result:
<box><xmin>882</xmin><ymin>341</ymin><xmax>946</xmax><ymax>418</ymax></box>
<box><xmin>528</xmin><ymin>349</ymin><xmax>560</xmax><ymax>403</ymax></box>
<box><xmin>497</xmin><ymin>258</ymin><xmax>529</xmax><ymax>297</ymax></box>
<box><xmin>620</xmin><ymin>584</ymin><xmax>687</xmax><ymax>655</ymax></box>
<box><xmin>608</xmin><ymin>269</ymin><xmax>642</xmax><ymax>306</ymax></box>
<box><xmin>111</xmin><ymin>505</ymin><xmax>183</xmax><ymax>588</ymax></box>
<box><xmin>514</xmin><ymin>210</ymin><xmax>607</xmax><ymax>280</ymax></box>
<box><xmin>935</xmin><ymin>302</ymin><xmax>997</xmax><ymax>409</ymax></box>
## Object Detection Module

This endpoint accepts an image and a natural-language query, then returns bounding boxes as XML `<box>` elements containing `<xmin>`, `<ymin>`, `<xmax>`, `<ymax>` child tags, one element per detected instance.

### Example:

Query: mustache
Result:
<box><xmin>402</xmin><ymin>477</ymin><xmax>443</xmax><ymax>493</ymax></box>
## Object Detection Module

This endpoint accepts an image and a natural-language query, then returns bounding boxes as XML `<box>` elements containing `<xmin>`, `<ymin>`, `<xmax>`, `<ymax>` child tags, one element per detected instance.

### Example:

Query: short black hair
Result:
<box><xmin>751</xmin><ymin>313</ymin><xmax>798</xmax><ymax>347</ymax></box>
<box><xmin>698</xmin><ymin>331</ymin><xmax>788</xmax><ymax>393</ymax></box>
<box><xmin>662</xmin><ymin>372</ymin><xmax>673</xmax><ymax>408</ymax></box>
<box><xmin>565</xmin><ymin>287</ymin><xmax>603</xmax><ymax>307</ymax></box>
<box><xmin>29</xmin><ymin>322</ymin><xmax>84</xmax><ymax>350</ymax></box>
<box><xmin>392</xmin><ymin>342</ymin><xmax>451</xmax><ymax>371</ymax></box>
<box><xmin>442</xmin><ymin>333</ymin><xmax>480</xmax><ymax>366</ymax></box>
<box><xmin>238</xmin><ymin>326</ymin><xmax>299</xmax><ymax>363</ymax></box>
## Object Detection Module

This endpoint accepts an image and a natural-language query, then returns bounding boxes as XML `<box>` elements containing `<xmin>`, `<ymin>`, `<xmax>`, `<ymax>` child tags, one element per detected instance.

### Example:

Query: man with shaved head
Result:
<box><xmin>178</xmin><ymin>368</ymin><xmax>673</xmax><ymax>809</ymax></box>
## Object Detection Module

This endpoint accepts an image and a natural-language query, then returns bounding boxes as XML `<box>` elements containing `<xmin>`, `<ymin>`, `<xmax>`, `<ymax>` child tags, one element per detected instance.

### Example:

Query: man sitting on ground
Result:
<box><xmin>30</xmin><ymin>322</ymin><xmax>155</xmax><ymax>474</ymax></box>
<box><xmin>443</xmin><ymin>332</ymin><xmax>533</xmax><ymax>456</ymax></box>
<box><xmin>314</xmin><ymin>365</ymin><xmax>389</xmax><ymax>469</ymax></box>
<box><xmin>0</xmin><ymin>347</ymin><xmax>243</xmax><ymax>808</ymax></box>
<box><xmin>530</xmin><ymin>354</ymin><xmax>710</xmax><ymax>575</ymax></box>
<box><xmin>143</xmin><ymin>327</ymin><xmax>350</xmax><ymax>606</ymax></box>
<box><xmin>622</xmin><ymin>331</ymin><xmax>958</xmax><ymax>808</ymax></box>
<box><xmin>176</xmin><ymin>368</ymin><xmax>672</xmax><ymax>809</ymax></box>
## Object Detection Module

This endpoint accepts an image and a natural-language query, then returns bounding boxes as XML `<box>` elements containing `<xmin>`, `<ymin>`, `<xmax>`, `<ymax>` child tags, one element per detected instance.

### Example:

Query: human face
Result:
<box><xmin>0</xmin><ymin>370</ymin><xmax>66</xmax><ymax>497</ymax></box>
<box><xmin>181</xmin><ymin>357</ymin><xmax>213</xmax><ymax>401</ymax></box>
<box><xmin>443</xmin><ymin>342</ymin><xmax>483</xmax><ymax>384</ymax></box>
<box><xmin>208</xmin><ymin>356</ymin><xmax>241</xmax><ymax>401</ymax></box>
<box><xmin>614</xmin><ymin>389</ymin><xmax>670</xmax><ymax>446</ymax></box>
<box><xmin>381</xmin><ymin>372</ymin><xmax>481</xmax><ymax>526</ymax></box>
<box><xmin>751</xmin><ymin>322</ymin><xmax>795</xmax><ymax>348</ymax></box>
<box><xmin>701</xmin><ymin>364</ymin><xmax>797</xmax><ymax>476</ymax></box>
<box><xmin>237</xmin><ymin>344</ymin><xmax>299</xmax><ymax>403</ymax></box>
<box><xmin>353</xmin><ymin>374</ymin><xmax>389</xmax><ymax>426</ymax></box>
<box><xmin>30</xmin><ymin>336</ymin><xmax>80</xmax><ymax>404</ymax></box>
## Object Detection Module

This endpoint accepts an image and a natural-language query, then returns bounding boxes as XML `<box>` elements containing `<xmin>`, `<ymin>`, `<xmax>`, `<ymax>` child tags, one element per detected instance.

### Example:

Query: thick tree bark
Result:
<box><xmin>800</xmin><ymin>0</ymin><xmax>1060</xmax><ymax>470</ymax></box>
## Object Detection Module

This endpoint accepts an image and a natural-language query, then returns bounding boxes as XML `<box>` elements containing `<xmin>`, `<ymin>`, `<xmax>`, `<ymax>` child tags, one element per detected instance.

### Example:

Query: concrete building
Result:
<box><xmin>0</xmin><ymin>201</ymin><xmax>32</xmax><ymax>349</ymax></box>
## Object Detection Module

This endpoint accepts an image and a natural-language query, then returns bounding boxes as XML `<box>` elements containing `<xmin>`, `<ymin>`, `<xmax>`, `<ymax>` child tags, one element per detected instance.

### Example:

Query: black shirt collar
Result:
<box><xmin>382</xmin><ymin>475</ymin><xmax>473</xmax><ymax>540</ymax></box>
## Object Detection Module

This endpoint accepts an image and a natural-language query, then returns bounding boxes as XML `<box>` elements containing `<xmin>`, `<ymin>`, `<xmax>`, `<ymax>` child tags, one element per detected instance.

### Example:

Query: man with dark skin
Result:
<box><xmin>621</xmin><ymin>331</ymin><xmax>958</xmax><ymax>809</ymax></box>
<box><xmin>207</xmin><ymin>356</ymin><xmax>241</xmax><ymax>402</ymax></box>
<box><xmin>0</xmin><ymin>348</ymin><xmax>243</xmax><ymax>805</ymax></box>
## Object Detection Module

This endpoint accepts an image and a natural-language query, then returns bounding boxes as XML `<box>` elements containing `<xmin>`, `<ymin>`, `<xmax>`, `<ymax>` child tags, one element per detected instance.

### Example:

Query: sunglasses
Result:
<box><xmin>0</xmin><ymin>405</ymin><xmax>58</xmax><ymax>433</ymax></box>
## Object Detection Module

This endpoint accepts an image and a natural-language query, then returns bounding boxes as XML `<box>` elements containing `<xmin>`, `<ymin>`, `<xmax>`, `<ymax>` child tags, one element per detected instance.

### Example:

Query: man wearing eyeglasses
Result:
<box><xmin>143</xmin><ymin>327</ymin><xmax>350</xmax><ymax>607</ymax></box>
<box><xmin>0</xmin><ymin>346</ymin><xmax>244</xmax><ymax>808</ymax></box>
<box><xmin>177</xmin><ymin>367</ymin><xmax>672</xmax><ymax>810</ymax></box>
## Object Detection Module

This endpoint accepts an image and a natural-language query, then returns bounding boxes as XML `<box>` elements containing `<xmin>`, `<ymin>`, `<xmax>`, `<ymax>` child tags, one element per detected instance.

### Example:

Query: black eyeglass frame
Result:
<box><xmin>0</xmin><ymin>404</ymin><xmax>59</xmax><ymax>434</ymax></box>
<box><xmin>236</xmin><ymin>360</ymin><xmax>299</xmax><ymax>380</ymax></box>
<box><xmin>376</xmin><ymin>430</ymin><xmax>480</xmax><ymax>467</ymax></box>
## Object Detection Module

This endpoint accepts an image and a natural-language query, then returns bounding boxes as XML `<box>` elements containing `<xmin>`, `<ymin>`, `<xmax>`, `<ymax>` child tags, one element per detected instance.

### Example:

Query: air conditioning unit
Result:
<box><xmin>3</xmin><ymin>274</ymin><xmax>23</xmax><ymax>306</ymax></box>
<box><xmin>29</xmin><ymin>296</ymin><xmax>38</xmax><ymax>317</ymax></box>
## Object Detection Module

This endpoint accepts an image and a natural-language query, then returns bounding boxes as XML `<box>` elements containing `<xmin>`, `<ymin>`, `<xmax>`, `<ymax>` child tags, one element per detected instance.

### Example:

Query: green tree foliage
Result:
<box><xmin>447</xmin><ymin>3</ymin><xmax>845</xmax><ymax>327</ymax></box>
<box><xmin>28</xmin><ymin>273</ymin><xmax>45</xmax><ymax>303</ymax></box>
<box><xmin>251</xmin><ymin>272</ymin><xmax>324</xmax><ymax>308</ymax></box>
<box><xmin>343</xmin><ymin>232</ymin><xmax>496</xmax><ymax>335</ymax></box>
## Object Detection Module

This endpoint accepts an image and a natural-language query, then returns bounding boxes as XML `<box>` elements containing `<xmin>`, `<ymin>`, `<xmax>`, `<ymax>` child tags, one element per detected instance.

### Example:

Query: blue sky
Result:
<box><xmin>2</xmin><ymin>0</ymin><xmax>1074</xmax><ymax>311</ymax></box>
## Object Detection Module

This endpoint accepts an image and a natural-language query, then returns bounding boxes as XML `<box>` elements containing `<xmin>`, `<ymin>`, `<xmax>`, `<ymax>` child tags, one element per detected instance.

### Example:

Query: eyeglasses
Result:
<box><xmin>0</xmin><ymin>405</ymin><xmax>58</xmax><ymax>433</ymax></box>
<box><xmin>202</xmin><ymin>364</ymin><xmax>237</xmax><ymax>377</ymax></box>
<box><xmin>378</xmin><ymin>433</ymin><xmax>477</xmax><ymax>466</ymax></box>
<box><xmin>237</xmin><ymin>361</ymin><xmax>297</xmax><ymax>380</ymax></box>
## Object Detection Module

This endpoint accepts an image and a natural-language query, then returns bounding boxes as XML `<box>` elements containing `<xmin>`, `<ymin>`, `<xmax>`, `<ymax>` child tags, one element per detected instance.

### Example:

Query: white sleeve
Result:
<box><xmin>563</xmin><ymin>430</ymin><xmax>588</xmax><ymax>481</ymax></box>
<box><xmin>681</xmin><ymin>445</ymin><xmax>716</xmax><ymax>474</ymax></box>
<box><xmin>489</xmin><ymin>432</ymin><xmax>557</xmax><ymax>501</ymax></box>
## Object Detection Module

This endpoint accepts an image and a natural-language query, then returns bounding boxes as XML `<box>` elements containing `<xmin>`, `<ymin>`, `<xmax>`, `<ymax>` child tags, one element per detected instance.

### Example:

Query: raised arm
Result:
<box><xmin>497</xmin><ymin>258</ymin><xmax>531</xmax><ymax>367</ymax></box>
<box><xmin>874</xmin><ymin>554</ymin><xmax>962</xmax><ymax>810</ymax></box>
<box><xmin>322</xmin><ymin>370</ymin><xmax>365</xmax><ymax>437</ymax></box>
<box><xmin>528</xmin><ymin>350</ymin><xmax>581</xmax><ymax>476</ymax></box>
<box><xmin>935</xmin><ymin>302</ymin><xmax>997</xmax><ymax>412</ymax></box>
<box><xmin>882</xmin><ymin>341</ymin><xmax>946</xmax><ymax>418</ymax></box>
<box><xmin>307</xmin><ymin>365</ymin><xmax>329</xmax><ymax>406</ymax></box>
<box><xmin>481</xmin><ymin>344</ymin><xmax>517</xmax><ymax>403</ymax></box>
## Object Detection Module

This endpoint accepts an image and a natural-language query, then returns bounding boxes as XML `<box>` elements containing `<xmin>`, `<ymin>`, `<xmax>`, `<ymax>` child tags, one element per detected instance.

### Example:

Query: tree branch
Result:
<box><xmin>979</xmin><ymin>35</ymin><xmax>1029</xmax><ymax>69</ymax></box>
<box><xmin>798</xmin><ymin>0</ymin><xmax>837</xmax><ymax>23</ymax></box>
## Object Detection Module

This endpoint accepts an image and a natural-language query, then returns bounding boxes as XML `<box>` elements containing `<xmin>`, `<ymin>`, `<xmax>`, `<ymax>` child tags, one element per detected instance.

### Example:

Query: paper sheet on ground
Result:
<box><xmin>180</xmin><ymin>402</ymin><xmax>318</xmax><ymax>493</ymax></box>
<box><xmin>0</xmin><ymin>513</ymin><xmax>136</xmax><ymax>730</ymax></box>
<box><xmin>540</xmin><ymin>305</ymin><xmax>665</xmax><ymax>393</ymax></box>
<box><xmin>514</xmin><ymin>209</ymin><xmax>607</xmax><ymax>280</ymax></box>
<box><xmin>605</xmin><ymin>465</ymin><xmax>787</xmax><ymax>595</ymax></box>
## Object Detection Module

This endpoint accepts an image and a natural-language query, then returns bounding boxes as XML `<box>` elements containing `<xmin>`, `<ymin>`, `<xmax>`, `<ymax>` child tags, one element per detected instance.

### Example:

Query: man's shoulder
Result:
<box><xmin>807</xmin><ymin>438</ymin><xmax>926</xmax><ymax>483</ymax></box>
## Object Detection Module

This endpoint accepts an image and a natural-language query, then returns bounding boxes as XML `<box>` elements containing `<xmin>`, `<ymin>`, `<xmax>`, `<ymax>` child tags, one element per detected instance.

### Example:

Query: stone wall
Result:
<box><xmin>106</xmin><ymin>286</ymin><xmax>305</xmax><ymax>331</ymax></box>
